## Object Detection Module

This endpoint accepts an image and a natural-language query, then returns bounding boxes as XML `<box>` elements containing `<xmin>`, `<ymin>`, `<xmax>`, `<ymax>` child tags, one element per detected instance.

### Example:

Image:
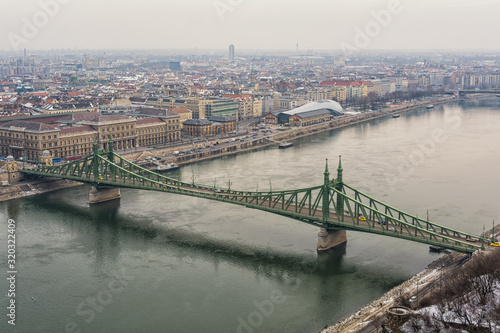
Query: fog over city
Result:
<box><xmin>1</xmin><ymin>0</ymin><xmax>500</xmax><ymax>52</ymax></box>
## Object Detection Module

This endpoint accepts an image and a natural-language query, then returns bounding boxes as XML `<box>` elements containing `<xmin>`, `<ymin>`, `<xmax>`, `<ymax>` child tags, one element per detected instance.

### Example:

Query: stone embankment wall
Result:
<box><xmin>0</xmin><ymin>178</ymin><xmax>82</xmax><ymax>202</ymax></box>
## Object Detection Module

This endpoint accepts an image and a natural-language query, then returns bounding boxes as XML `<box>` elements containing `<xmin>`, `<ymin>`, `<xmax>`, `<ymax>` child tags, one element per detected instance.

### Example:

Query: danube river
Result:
<box><xmin>1</xmin><ymin>98</ymin><xmax>500</xmax><ymax>333</ymax></box>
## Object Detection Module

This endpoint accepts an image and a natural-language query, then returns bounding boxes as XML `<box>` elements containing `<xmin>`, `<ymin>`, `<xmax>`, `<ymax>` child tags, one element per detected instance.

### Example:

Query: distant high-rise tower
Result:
<box><xmin>229</xmin><ymin>44</ymin><xmax>235</xmax><ymax>61</ymax></box>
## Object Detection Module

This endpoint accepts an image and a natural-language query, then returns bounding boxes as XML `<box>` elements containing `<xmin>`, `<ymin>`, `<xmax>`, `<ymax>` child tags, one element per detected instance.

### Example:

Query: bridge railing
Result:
<box><xmin>325</xmin><ymin>185</ymin><xmax>483</xmax><ymax>252</ymax></box>
<box><xmin>23</xmin><ymin>151</ymin><xmax>329</xmax><ymax>213</ymax></box>
<box><xmin>341</xmin><ymin>183</ymin><xmax>486</xmax><ymax>242</ymax></box>
<box><xmin>22</xmin><ymin>150</ymin><xmax>486</xmax><ymax>253</ymax></box>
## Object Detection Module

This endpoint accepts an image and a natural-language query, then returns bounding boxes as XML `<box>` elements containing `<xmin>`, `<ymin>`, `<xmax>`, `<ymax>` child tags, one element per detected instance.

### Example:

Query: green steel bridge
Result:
<box><xmin>22</xmin><ymin>139</ymin><xmax>494</xmax><ymax>254</ymax></box>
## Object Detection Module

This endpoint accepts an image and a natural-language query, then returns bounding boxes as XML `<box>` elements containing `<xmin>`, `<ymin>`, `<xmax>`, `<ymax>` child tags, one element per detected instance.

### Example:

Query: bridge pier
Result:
<box><xmin>317</xmin><ymin>228</ymin><xmax>347</xmax><ymax>252</ymax></box>
<box><xmin>89</xmin><ymin>187</ymin><xmax>121</xmax><ymax>204</ymax></box>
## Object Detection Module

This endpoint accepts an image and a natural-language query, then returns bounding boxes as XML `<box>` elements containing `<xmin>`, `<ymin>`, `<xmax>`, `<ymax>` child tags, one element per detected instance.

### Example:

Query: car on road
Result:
<box><xmin>389</xmin><ymin>227</ymin><xmax>396</xmax><ymax>232</ymax></box>
<box><xmin>490</xmin><ymin>242</ymin><xmax>500</xmax><ymax>247</ymax></box>
<box><xmin>359</xmin><ymin>216</ymin><xmax>366</xmax><ymax>221</ymax></box>
<box><xmin>409</xmin><ymin>296</ymin><xmax>417</xmax><ymax>303</ymax></box>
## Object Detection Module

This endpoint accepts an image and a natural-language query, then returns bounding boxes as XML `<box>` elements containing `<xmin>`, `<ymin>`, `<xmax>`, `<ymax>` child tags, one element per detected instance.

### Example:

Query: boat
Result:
<box><xmin>426</xmin><ymin>104</ymin><xmax>434</xmax><ymax>109</ymax></box>
<box><xmin>392</xmin><ymin>114</ymin><xmax>400</xmax><ymax>118</ymax></box>
<box><xmin>278</xmin><ymin>142</ymin><xmax>293</xmax><ymax>149</ymax></box>
<box><xmin>429</xmin><ymin>245</ymin><xmax>445</xmax><ymax>253</ymax></box>
<box><xmin>155</xmin><ymin>163</ymin><xmax>179</xmax><ymax>172</ymax></box>
<box><xmin>496</xmin><ymin>94</ymin><xmax>500</xmax><ymax>98</ymax></box>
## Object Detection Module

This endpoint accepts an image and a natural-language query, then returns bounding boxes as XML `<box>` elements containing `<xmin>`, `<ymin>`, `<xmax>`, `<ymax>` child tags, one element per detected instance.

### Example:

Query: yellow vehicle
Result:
<box><xmin>359</xmin><ymin>216</ymin><xmax>366</xmax><ymax>221</ymax></box>
<box><xmin>490</xmin><ymin>242</ymin><xmax>500</xmax><ymax>247</ymax></box>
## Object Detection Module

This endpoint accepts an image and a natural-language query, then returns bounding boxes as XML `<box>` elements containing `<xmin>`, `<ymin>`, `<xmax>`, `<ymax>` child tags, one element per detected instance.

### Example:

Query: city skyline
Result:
<box><xmin>1</xmin><ymin>0</ymin><xmax>500</xmax><ymax>52</ymax></box>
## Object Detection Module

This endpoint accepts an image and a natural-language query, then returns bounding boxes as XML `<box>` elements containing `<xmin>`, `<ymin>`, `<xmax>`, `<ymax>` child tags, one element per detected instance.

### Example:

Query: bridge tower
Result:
<box><xmin>335</xmin><ymin>155</ymin><xmax>344</xmax><ymax>217</ymax></box>
<box><xmin>317</xmin><ymin>156</ymin><xmax>347</xmax><ymax>252</ymax></box>
<box><xmin>322</xmin><ymin>159</ymin><xmax>330</xmax><ymax>220</ymax></box>
<box><xmin>108</xmin><ymin>135</ymin><xmax>115</xmax><ymax>164</ymax></box>
<box><xmin>89</xmin><ymin>139</ymin><xmax>121</xmax><ymax>204</ymax></box>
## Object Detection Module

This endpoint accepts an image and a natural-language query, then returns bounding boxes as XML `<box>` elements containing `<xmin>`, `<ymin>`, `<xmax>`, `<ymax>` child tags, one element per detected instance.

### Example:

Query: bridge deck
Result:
<box><xmin>21</xmin><ymin>148</ymin><xmax>490</xmax><ymax>254</ymax></box>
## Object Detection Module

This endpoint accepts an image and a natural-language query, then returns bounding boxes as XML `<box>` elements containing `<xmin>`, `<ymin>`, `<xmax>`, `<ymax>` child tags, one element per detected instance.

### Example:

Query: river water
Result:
<box><xmin>1</xmin><ymin>98</ymin><xmax>500</xmax><ymax>333</ymax></box>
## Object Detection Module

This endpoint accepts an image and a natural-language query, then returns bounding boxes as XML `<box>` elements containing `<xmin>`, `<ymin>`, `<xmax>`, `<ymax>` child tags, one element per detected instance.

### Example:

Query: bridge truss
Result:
<box><xmin>22</xmin><ymin>139</ymin><xmax>489</xmax><ymax>253</ymax></box>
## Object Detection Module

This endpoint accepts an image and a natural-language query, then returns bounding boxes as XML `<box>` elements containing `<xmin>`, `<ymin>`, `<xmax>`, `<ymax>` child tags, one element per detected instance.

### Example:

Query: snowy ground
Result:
<box><xmin>402</xmin><ymin>280</ymin><xmax>500</xmax><ymax>333</ymax></box>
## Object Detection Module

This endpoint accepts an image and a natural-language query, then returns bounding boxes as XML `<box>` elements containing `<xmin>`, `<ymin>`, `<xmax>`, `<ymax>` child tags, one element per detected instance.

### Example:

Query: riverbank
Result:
<box><xmin>322</xmin><ymin>252</ymin><xmax>464</xmax><ymax>333</ymax></box>
<box><xmin>0</xmin><ymin>178</ymin><xmax>82</xmax><ymax>202</ymax></box>
<box><xmin>322</xmin><ymin>224</ymin><xmax>500</xmax><ymax>333</ymax></box>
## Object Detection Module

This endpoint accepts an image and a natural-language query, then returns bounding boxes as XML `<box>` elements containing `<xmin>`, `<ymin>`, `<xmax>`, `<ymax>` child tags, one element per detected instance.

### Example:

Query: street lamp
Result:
<box><xmin>416</xmin><ymin>281</ymin><xmax>419</xmax><ymax>308</ymax></box>
<box><xmin>190</xmin><ymin>169</ymin><xmax>196</xmax><ymax>186</ymax></box>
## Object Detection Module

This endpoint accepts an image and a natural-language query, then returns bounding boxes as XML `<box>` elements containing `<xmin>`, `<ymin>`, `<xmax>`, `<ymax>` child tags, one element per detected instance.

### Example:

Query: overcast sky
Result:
<box><xmin>1</xmin><ymin>0</ymin><xmax>500</xmax><ymax>52</ymax></box>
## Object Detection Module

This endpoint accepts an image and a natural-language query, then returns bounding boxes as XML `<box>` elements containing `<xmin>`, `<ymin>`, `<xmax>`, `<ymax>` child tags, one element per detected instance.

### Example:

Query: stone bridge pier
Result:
<box><xmin>317</xmin><ymin>228</ymin><xmax>347</xmax><ymax>252</ymax></box>
<box><xmin>89</xmin><ymin>187</ymin><xmax>121</xmax><ymax>204</ymax></box>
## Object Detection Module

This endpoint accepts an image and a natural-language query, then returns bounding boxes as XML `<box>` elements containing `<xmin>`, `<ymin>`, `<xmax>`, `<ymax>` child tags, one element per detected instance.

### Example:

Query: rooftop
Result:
<box><xmin>282</xmin><ymin>100</ymin><xmax>343</xmax><ymax>116</ymax></box>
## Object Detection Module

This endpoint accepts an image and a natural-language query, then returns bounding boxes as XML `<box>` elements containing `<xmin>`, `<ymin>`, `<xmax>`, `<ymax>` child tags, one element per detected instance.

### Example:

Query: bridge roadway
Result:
<box><xmin>90</xmin><ymin>174</ymin><xmax>486</xmax><ymax>253</ymax></box>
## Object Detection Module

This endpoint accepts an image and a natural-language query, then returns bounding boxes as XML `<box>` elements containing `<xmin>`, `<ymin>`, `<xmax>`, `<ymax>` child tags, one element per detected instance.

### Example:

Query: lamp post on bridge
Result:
<box><xmin>191</xmin><ymin>170</ymin><xmax>196</xmax><ymax>186</ymax></box>
<box><xmin>492</xmin><ymin>220</ymin><xmax>496</xmax><ymax>244</ymax></box>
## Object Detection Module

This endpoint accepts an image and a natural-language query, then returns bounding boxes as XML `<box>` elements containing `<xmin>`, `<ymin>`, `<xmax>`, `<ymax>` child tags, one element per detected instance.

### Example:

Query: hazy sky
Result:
<box><xmin>1</xmin><ymin>0</ymin><xmax>500</xmax><ymax>52</ymax></box>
